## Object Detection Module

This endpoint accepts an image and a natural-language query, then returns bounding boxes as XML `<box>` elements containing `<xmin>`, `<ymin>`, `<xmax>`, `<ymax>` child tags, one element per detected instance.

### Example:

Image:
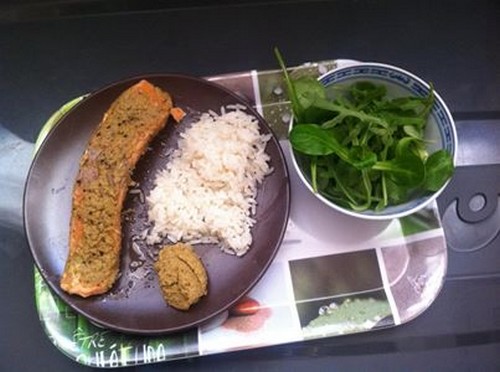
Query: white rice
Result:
<box><xmin>146</xmin><ymin>108</ymin><xmax>272</xmax><ymax>256</ymax></box>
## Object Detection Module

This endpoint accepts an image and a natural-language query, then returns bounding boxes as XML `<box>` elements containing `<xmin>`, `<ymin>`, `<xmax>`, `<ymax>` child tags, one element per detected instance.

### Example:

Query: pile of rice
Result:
<box><xmin>146</xmin><ymin>107</ymin><xmax>272</xmax><ymax>256</ymax></box>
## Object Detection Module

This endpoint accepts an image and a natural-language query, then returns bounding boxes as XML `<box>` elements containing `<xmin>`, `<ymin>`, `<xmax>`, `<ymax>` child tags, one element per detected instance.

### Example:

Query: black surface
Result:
<box><xmin>1</xmin><ymin>0</ymin><xmax>499</xmax><ymax>370</ymax></box>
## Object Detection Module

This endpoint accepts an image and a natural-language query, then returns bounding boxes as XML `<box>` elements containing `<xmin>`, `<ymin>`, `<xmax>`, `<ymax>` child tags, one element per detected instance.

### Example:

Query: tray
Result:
<box><xmin>33</xmin><ymin>61</ymin><xmax>448</xmax><ymax>367</ymax></box>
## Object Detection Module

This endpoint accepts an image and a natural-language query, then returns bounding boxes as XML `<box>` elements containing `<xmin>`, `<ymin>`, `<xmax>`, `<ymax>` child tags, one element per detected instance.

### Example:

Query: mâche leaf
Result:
<box><xmin>294</xmin><ymin>77</ymin><xmax>326</xmax><ymax>110</ymax></box>
<box><xmin>289</xmin><ymin>124</ymin><xmax>350</xmax><ymax>159</ymax></box>
<box><xmin>423</xmin><ymin>149</ymin><xmax>454</xmax><ymax>191</ymax></box>
<box><xmin>373</xmin><ymin>153</ymin><xmax>425</xmax><ymax>186</ymax></box>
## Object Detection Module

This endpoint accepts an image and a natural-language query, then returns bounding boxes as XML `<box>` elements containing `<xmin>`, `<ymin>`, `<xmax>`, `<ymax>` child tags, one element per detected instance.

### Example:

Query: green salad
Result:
<box><xmin>275</xmin><ymin>49</ymin><xmax>454</xmax><ymax>212</ymax></box>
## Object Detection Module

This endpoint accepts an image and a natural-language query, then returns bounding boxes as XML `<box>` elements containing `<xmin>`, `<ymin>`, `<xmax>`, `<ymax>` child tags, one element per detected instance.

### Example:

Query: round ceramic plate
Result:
<box><xmin>24</xmin><ymin>74</ymin><xmax>290</xmax><ymax>335</ymax></box>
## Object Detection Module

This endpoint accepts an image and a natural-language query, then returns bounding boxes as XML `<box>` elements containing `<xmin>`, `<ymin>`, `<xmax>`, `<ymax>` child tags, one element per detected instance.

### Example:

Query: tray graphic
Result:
<box><xmin>33</xmin><ymin>61</ymin><xmax>447</xmax><ymax>367</ymax></box>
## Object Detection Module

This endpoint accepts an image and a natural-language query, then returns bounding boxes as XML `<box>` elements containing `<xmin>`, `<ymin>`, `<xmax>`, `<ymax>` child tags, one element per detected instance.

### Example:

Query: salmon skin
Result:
<box><xmin>60</xmin><ymin>80</ymin><xmax>173</xmax><ymax>297</ymax></box>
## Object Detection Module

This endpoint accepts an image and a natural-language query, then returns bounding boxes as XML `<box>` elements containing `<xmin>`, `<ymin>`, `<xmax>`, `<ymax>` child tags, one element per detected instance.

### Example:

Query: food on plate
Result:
<box><xmin>60</xmin><ymin>80</ymin><xmax>173</xmax><ymax>297</ymax></box>
<box><xmin>275</xmin><ymin>49</ymin><xmax>454</xmax><ymax>212</ymax></box>
<box><xmin>147</xmin><ymin>107</ymin><xmax>272</xmax><ymax>256</ymax></box>
<box><xmin>170</xmin><ymin>106</ymin><xmax>186</xmax><ymax>122</ymax></box>
<box><xmin>154</xmin><ymin>243</ymin><xmax>208</xmax><ymax>311</ymax></box>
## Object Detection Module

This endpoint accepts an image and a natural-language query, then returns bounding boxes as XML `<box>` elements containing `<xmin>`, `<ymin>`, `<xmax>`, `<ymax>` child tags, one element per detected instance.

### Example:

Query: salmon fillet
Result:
<box><xmin>60</xmin><ymin>80</ymin><xmax>173</xmax><ymax>297</ymax></box>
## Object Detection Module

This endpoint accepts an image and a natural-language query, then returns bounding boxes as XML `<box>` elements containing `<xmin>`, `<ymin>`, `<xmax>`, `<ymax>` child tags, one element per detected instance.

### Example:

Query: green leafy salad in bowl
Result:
<box><xmin>276</xmin><ymin>49</ymin><xmax>457</xmax><ymax>220</ymax></box>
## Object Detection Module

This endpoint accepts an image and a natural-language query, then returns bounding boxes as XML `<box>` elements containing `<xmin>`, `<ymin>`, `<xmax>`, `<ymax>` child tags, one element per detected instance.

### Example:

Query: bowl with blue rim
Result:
<box><xmin>284</xmin><ymin>61</ymin><xmax>457</xmax><ymax>220</ymax></box>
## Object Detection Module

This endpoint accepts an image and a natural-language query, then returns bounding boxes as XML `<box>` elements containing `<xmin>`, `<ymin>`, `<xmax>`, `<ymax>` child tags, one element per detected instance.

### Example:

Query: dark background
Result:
<box><xmin>1</xmin><ymin>0</ymin><xmax>499</xmax><ymax>371</ymax></box>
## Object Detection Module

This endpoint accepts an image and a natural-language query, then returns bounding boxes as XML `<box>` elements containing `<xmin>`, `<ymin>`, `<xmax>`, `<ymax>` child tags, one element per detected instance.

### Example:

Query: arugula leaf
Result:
<box><xmin>348</xmin><ymin>146</ymin><xmax>377</xmax><ymax>169</ymax></box>
<box><xmin>274</xmin><ymin>48</ymin><xmax>303</xmax><ymax>121</ymax></box>
<box><xmin>350</xmin><ymin>81</ymin><xmax>387</xmax><ymax>109</ymax></box>
<box><xmin>312</xmin><ymin>97</ymin><xmax>390</xmax><ymax>130</ymax></box>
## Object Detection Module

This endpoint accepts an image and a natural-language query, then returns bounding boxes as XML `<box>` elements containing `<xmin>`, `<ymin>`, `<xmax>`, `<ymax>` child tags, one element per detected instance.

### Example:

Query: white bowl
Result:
<box><xmin>289</xmin><ymin>62</ymin><xmax>458</xmax><ymax>220</ymax></box>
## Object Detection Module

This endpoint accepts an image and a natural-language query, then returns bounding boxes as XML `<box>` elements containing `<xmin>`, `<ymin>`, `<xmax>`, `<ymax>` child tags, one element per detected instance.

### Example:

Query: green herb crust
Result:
<box><xmin>60</xmin><ymin>80</ymin><xmax>172</xmax><ymax>297</ymax></box>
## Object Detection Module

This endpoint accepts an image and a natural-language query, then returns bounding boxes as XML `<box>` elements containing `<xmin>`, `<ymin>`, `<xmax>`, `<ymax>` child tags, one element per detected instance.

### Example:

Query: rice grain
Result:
<box><xmin>147</xmin><ymin>108</ymin><xmax>272</xmax><ymax>256</ymax></box>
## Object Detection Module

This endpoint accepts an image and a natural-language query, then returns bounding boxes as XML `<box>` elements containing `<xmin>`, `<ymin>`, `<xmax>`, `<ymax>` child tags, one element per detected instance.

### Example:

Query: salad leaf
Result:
<box><xmin>276</xmin><ymin>49</ymin><xmax>455</xmax><ymax>212</ymax></box>
<box><xmin>290</xmin><ymin>124</ymin><xmax>377</xmax><ymax>170</ymax></box>
<box><xmin>294</xmin><ymin>76</ymin><xmax>326</xmax><ymax>110</ymax></box>
<box><xmin>373</xmin><ymin>138</ymin><xmax>426</xmax><ymax>186</ymax></box>
<box><xmin>289</xmin><ymin>124</ymin><xmax>349</xmax><ymax>158</ymax></box>
<box><xmin>274</xmin><ymin>47</ymin><xmax>303</xmax><ymax>121</ymax></box>
<box><xmin>423</xmin><ymin>149</ymin><xmax>454</xmax><ymax>191</ymax></box>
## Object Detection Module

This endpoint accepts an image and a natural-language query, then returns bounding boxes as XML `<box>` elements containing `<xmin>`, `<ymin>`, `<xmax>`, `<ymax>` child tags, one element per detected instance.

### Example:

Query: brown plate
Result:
<box><xmin>24</xmin><ymin>74</ymin><xmax>290</xmax><ymax>335</ymax></box>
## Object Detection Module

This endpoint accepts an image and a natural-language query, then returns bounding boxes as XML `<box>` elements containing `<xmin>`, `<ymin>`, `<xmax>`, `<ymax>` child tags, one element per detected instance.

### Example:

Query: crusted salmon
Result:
<box><xmin>60</xmin><ymin>80</ymin><xmax>173</xmax><ymax>297</ymax></box>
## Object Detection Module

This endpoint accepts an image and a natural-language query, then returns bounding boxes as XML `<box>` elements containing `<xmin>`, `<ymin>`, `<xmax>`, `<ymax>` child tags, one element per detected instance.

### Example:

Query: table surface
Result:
<box><xmin>1</xmin><ymin>0</ymin><xmax>499</xmax><ymax>371</ymax></box>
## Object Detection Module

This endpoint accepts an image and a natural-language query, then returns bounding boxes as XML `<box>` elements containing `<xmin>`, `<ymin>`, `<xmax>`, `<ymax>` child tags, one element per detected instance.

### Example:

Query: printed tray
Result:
<box><xmin>33</xmin><ymin>61</ymin><xmax>447</xmax><ymax>367</ymax></box>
